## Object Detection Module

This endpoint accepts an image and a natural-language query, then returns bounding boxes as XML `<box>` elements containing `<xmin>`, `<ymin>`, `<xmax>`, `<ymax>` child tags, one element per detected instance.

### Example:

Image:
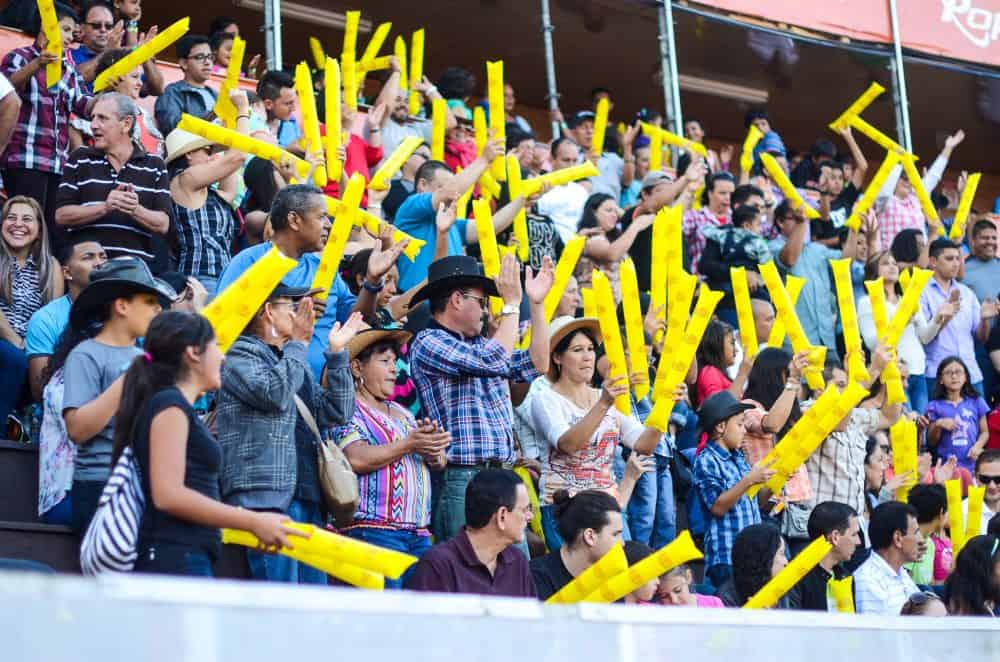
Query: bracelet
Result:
<box><xmin>369</xmin><ymin>128</ymin><xmax>380</xmax><ymax>133</ymax></box>
<box><xmin>236</xmin><ymin>114</ymin><xmax>250</xmax><ymax>120</ymax></box>
<box><xmin>368</xmin><ymin>202</ymin><xmax>382</xmax><ymax>209</ymax></box>
<box><xmin>362</xmin><ymin>279</ymin><xmax>384</xmax><ymax>294</ymax></box>
<box><xmin>784</xmin><ymin>381</ymin><xmax>799</xmax><ymax>391</ymax></box>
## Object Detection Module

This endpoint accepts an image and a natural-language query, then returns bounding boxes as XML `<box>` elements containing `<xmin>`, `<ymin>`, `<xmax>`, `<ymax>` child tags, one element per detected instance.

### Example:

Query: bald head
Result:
<box><xmin>751</xmin><ymin>298</ymin><xmax>775</xmax><ymax>344</ymax></box>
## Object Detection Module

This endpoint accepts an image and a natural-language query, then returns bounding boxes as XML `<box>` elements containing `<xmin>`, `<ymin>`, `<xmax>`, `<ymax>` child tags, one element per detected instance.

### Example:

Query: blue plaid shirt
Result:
<box><xmin>693</xmin><ymin>442</ymin><xmax>761</xmax><ymax>568</ymax></box>
<box><xmin>410</xmin><ymin>320</ymin><xmax>540</xmax><ymax>466</ymax></box>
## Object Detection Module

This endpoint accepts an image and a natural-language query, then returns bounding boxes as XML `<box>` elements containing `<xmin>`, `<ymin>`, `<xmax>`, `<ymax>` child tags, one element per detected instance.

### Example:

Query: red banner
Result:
<box><xmin>694</xmin><ymin>0</ymin><xmax>1000</xmax><ymax>68</ymax></box>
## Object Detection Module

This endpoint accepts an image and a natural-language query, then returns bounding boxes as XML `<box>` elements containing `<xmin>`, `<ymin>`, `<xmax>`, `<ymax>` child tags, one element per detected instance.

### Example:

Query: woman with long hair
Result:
<box><xmin>694</xmin><ymin>320</ymin><xmax>750</xmax><ymax>406</ymax></box>
<box><xmin>114</xmin><ymin>311</ymin><xmax>300</xmax><ymax>576</ymax></box>
<box><xmin>718</xmin><ymin>522</ymin><xmax>794</xmax><ymax>608</ymax></box>
<box><xmin>575</xmin><ymin>192</ymin><xmax>653</xmax><ymax>301</ymax></box>
<box><xmin>943</xmin><ymin>534</ymin><xmax>1000</xmax><ymax>616</ymax></box>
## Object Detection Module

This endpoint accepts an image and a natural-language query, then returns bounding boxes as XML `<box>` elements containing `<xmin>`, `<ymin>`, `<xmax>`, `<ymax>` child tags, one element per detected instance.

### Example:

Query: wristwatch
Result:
<box><xmin>500</xmin><ymin>303</ymin><xmax>519</xmax><ymax>317</ymax></box>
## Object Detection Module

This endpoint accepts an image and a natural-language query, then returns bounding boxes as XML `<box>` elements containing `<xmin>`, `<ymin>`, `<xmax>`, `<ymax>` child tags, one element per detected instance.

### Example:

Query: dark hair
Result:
<box><xmin>93</xmin><ymin>48</ymin><xmax>132</xmax><ymax>78</ymax></box>
<box><xmin>864</xmin><ymin>435</ymin><xmax>883</xmax><ymax>467</ymax></box>
<box><xmin>744</xmin><ymin>108</ymin><xmax>769</xmax><ymax>128</ymax></box>
<box><xmin>907</xmin><ymin>484</ymin><xmax>947</xmax><ymax>525</ymax></box>
<box><xmin>731</xmin><ymin>204</ymin><xmax>760</xmax><ymax>229</ymax></box>
<box><xmin>807</xmin><ymin>501</ymin><xmax>857</xmax><ymax>540</ymax></box>
<box><xmin>701</xmin><ymin>172</ymin><xmax>735</xmax><ymax>208</ymax></box>
<box><xmin>931</xmin><ymin>356</ymin><xmax>979</xmax><ymax>401</ymax></box>
<box><xmin>696</xmin><ymin>319</ymin><xmax>733</xmax><ymax>375</ymax></box>
<box><xmin>731</xmin><ymin>184</ymin><xmax>764</xmax><ymax>210</ymax></box>
<box><xmin>943</xmin><ymin>535</ymin><xmax>1000</xmax><ymax>616</ymax></box>
<box><xmin>552</xmin><ymin>489</ymin><xmax>620</xmax><ymax>546</ymax></box>
<box><xmin>624</xmin><ymin>540</ymin><xmax>654</xmax><ymax>566</ymax></box>
<box><xmin>551</xmin><ymin>328</ymin><xmax>598</xmax><ymax>380</ymax></box>
<box><xmin>591</xmin><ymin>86</ymin><xmax>612</xmax><ymax>102</ymax></box>
<box><xmin>868</xmin><ymin>501</ymin><xmax>917</xmax><ymax>551</ymax></box>
<box><xmin>900</xmin><ymin>590</ymin><xmax>946</xmax><ymax>616</ymax></box>
<box><xmin>414</xmin><ymin>160</ymin><xmax>452</xmax><ymax>188</ymax></box>
<box><xmin>972</xmin><ymin>219</ymin><xmax>996</xmax><ymax>239</ymax></box>
<box><xmin>177</xmin><ymin>34</ymin><xmax>211</xmax><ymax>60</ymax></box>
<box><xmin>822</xmin><ymin>160</ymin><xmax>845</xmax><ymax>174</ymax></box>
<box><xmin>257</xmin><ymin>70</ymin><xmax>295</xmax><ymax>102</ymax></box>
<box><xmin>811</xmin><ymin>139</ymin><xmax>837</xmax><ymax>159</ymax></box>
<box><xmin>45</xmin><ymin>313</ymin><xmax>107</xmax><ymax>388</ymax></box>
<box><xmin>506</xmin><ymin>126</ymin><xmax>533</xmax><ymax>152</ymax></box>
<box><xmin>732</xmin><ymin>523</ymin><xmax>783</xmax><ymax>604</ymax></box>
<box><xmin>436</xmin><ymin>66</ymin><xmax>476</xmax><ymax>100</ymax></box>
<box><xmin>988</xmin><ymin>513</ymin><xmax>1000</xmax><ymax>537</ymax></box>
<box><xmin>743</xmin><ymin>347</ymin><xmax>801</xmax><ymax>438</ymax></box>
<box><xmin>208</xmin><ymin>16</ymin><xmax>239</xmax><ymax>36</ymax></box>
<box><xmin>269</xmin><ymin>184</ymin><xmax>323</xmax><ymax>233</ymax></box>
<box><xmin>773</xmin><ymin>199</ymin><xmax>795</xmax><ymax>225</ymax></box>
<box><xmin>889</xmin><ymin>229</ymin><xmax>924</xmax><ymax>264</ymax></box>
<box><xmin>465</xmin><ymin>469</ymin><xmax>522</xmax><ymax>529</ymax></box>
<box><xmin>210</xmin><ymin>30</ymin><xmax>235</xmax><ymax>53</ymax></box>
<box><xmin>54</xmin><ymin>234</ymin><xmax>102</xmax><ymax>265</ymax></box>
<box><xmin>347</xmin><ymin>249</ymin><xmax>373</xmax><ymax>296</ymax></box>
<box><xmin>928</xmin><ymin>237</ymin><xmax>960</xmax><ymax>261</ymax></box>
<box><xmin>26</xmin><ymin>1</ymin><xmax>77</xmax><ymax>37</ymax></box>
<box><xmin>111</xmin><ymin>311</ymin><xmax>215</xmax><ymax>462</ymax></box>
<box><xmin>864</xmin><ymin>251</ymin><xmax>904</xmax><ymax>297</ymax></box>
<box><xmin>976</xmin><ymin>448</ymin><xmax>1000</xmax><ymax>474</ymax></box>
<box><xmin>822</xmin><ymin>357</ymin><xmax>846</xmax><ymax>386</ymax></box>
<box><xmin>577</xmin><ymin>193</ymin><xmax>619</xmax><ymax>240</ymax></box>
<box><xmin>551</xmin><ymin>136</ymin><xmax>577</xmax><ymax>159</ymax></box>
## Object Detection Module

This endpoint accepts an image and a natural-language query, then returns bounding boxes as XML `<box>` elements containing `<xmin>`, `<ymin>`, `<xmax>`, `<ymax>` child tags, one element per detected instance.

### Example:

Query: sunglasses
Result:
<box><xmin>977</xmin><ymin>474</ymin><xmax>1000</xmax><ymax>486</ymax></box>
<box><xmin>906</xmin><ymin>590</ymin><xmax>940</xmax><ymax>606</ymax></box>
<box><xmin>86</xmin><ymin>21</ymin><xmax>115</xmax><ymax>30</ymax></box>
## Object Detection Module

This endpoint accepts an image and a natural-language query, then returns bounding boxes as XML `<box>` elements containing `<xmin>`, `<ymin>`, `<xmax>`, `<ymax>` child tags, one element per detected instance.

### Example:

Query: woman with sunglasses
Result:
<box><xmin>943</xmin><ymin>535</ymin><xmax>1000</xmax><ymax>616</ymax></box>
<box><xmin>165</xmin><ymin>88</ymin><xmax>251</xmax><ymax>295</ymax></box>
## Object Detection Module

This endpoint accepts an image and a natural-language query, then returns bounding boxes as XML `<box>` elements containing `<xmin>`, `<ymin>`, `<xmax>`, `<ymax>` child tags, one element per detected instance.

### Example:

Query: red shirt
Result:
<box><xmin>444</xmin><ymin>139</ymin><xmax>477</xmax><ymax>173</ymax></box>
<box><xmin>319</xmin><ymin>129</ymin><xmax>383</xmax><ymax>205</ymax></box>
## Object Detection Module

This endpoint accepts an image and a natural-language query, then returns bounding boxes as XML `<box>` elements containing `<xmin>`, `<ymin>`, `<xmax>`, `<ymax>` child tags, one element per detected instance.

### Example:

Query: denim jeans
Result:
<box><xmin>345</xmin><ymin>526</ymin><xmax>432</xmax><ymax>589</ymax></box>
<box><xmin>134</xmin><ymin>542</ymin><xmax>214</xmax><ymax>577</ymax></box>
<box><xmin>673</xmin><ymin>401</ymin><xmax>701</xmax><ymax>452</ymax></box>
<box><xmin>246</xmin><ymin>499</ymin><xmax>328</xmax><ymax>584</ymax></box>
<box><xmin>0</xmin><ymin>339</ymin><xmax>27</xmax><ymax>424</ymax></box>
<box><xmin>70</xmin><ymin>480</ymin><xmax>104</xmax><ymax>536</ymax></box>
<box><xmin>626</xmin><ymin>454</ymin><xmax>677</xmax><ymax>549</ymax></box>
<box><xmin>432</xmin><ymin>466</ymin><xmax>481</xmax><ymax>542</ymax></box>
<box><xmin>41</xmin><ymin>494</ymin><xmax>72</xmax><ymax>526</ymax></box>
<box><xmin>907</xmin><ymin>374</ymin><xmax>929</xmax><ymax>416</ymax></box>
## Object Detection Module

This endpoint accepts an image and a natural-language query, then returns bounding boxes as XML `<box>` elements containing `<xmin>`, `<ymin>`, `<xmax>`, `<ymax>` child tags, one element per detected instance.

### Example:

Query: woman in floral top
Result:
<box><xmin>334</xmin><ymin>329</ymin><xmax>450</xmax><ymax>588</ymax></box>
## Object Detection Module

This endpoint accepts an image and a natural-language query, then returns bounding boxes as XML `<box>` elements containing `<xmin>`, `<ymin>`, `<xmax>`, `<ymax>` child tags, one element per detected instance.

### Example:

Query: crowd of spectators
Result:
<box><xmin>0</xmin><ymin>0</ymin><xmax>997</xmax><ymax>618</ymax></box>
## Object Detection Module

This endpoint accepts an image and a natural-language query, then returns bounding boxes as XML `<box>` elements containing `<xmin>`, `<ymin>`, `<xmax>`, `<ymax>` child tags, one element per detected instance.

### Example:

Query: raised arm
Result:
<box><xmin>837</xmin><ymin>126</ymin><xmax>868</xmax><ymax>189</ymax></box>
<box><xmin>465</xmin><ymin>196</ymin><xmax>526</xmax><ymax>243</ymax></box>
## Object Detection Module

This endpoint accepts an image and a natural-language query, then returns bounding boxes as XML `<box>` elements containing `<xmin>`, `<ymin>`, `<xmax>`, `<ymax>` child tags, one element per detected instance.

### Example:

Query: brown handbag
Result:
<box><xmin>294</xmin><ymin>395</ymin><xmax>359</xmax><ymax>518</ymax></box>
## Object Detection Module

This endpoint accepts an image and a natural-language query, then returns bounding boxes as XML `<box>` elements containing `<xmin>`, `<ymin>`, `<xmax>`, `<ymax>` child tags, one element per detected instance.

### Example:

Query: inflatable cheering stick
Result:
<box><xmin>593</xmin><ymin>270</ymin><xmax>630</xmax><ymax>416</ymax></box>
<box><xmin>545</xmin><ymin>544</ymin><xmax>628</xmax><ymax>605</ymax></box>
<box><xmin>744</xmin><ymin>537</ymin><xmax>832</xmax><ymax>609</ymax></box>
<box><xmin>583</xmin><ymin>531</ymin><xmax>702</xmax><ymax>604</ymax></box>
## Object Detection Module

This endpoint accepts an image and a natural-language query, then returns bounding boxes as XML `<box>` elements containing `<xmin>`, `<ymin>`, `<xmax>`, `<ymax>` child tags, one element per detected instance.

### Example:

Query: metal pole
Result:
<box><xmin>540</xmin><ymin>0</ymin><xmax>561</xmax><ymax>139</ymax></box>
<box><xmin>887</xmin><ymin>0</ymin><xmax>911</xmax><ymax>151</ymax></box>
<box><xmin>264</xmin><ymin>0</ymin><xmax>283</xmax><ymax>71</ymax></box>
<box><xmin>656</xmin><ymin>0</ymin><xmax>683</xmax><ymax>137</ymax></box>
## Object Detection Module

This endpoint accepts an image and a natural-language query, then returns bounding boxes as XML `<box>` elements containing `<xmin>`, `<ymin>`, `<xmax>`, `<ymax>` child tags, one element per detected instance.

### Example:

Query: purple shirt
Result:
<box><xmin>926</xmin><ymin>396</ymin><xmax>988</xmax><ymax>473</ymax></box>
<box><xmin>405</xmin><ymin>529</ymin><xmax>537</xmax><ymax>598</ymax></box>
<box><xmin>919</xmin><ymin>279</ymin><xmax>982</xmax><ymax>383</ymax></box>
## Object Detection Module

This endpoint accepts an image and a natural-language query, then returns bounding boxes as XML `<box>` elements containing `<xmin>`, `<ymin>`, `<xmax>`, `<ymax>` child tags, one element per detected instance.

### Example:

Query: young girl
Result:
<box><xmin>210</xmin><ymin>30</ymin><xmax>234</xmax><ymax>76</ymax></box>
<box><xmin>657</xmin><ymin>564</ymin><xmax>725</xmax><ymax>608</ymax></box>
<box><xmin>114</xmin><ymin>311</ymin><xmax>300</xmax><ymax>577</ymax></box>
<box><xmin>694</xmin><ymin>320</ymin><xmax>750</xmax><ymax>407</ymax></box>
<box><xmin>926</xmin><ymin>357</ymin><xmax>989</xmax><ymax>475</ymax></box>
<box><xmin>622</xmin><ymin>541</ymin><xmax>660</xmax><ymax>605</ymax></box>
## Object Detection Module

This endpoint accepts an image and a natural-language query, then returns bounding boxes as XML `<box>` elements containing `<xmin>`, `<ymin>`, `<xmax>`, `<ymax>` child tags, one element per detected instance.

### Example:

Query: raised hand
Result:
<box><xmin>496</xmin><ymin>253</ymin><xmax>523</xmax><ymax>306</ymax></box>
<box><xmin>524</xmin><ymin>255</ymin><xmax>555</xmax><ymax>305</ymax></box>
<box><xmin>435</xmin><ymin>201</ymin><xmax>457</xmax><ymax>234</ymax></box>
<box><xmin>747</xmin><ymin>457</ymin><xmax>777</xmax><ymax>486</ymax></box>
<box><xmin>366</xmin><ymin>233</ymin><xmax>409</xmax><ymax>282</ymax></box>
<box><xmin>327</xmin><ymin>311</ymin><xmax>365</xmax><ymax>352</ymax></box>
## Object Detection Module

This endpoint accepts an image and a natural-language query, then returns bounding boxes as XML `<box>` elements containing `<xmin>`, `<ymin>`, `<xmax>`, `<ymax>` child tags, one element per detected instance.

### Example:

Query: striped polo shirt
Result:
<box><xmin>56</xmin><ymin>145</ymin><xmax>173</xmax><ymax>266</ymax></box>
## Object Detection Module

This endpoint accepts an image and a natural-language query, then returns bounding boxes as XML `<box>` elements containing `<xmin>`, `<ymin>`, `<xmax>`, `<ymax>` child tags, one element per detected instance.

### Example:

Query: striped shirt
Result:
<box><xmin>0</xmin><ymin>45</ymin><xmax>92</xmax><ymax>174</ymax></box>
<box><xmin>693</xmin><ymin>441</ymin><xmax>761</xmax><ymax>568</ymax></box>
<box><xmin>0</xmin><ymin>255</ymin><xmax>44</xmax><ymax>338</ymax></box>
<box><xmin>803</xmin><ymin>403</ymin><xmax>881</xmax><ymax>516</ymax></box>
<box><xmin>173</xmin><ymin>188</ymin><xmax>236</xmax><ymax>278</ymax></box>
<box><xmin>56</xmin><ymin>146</ymin><xmax>173</xmax><ymax>264</ymax></box>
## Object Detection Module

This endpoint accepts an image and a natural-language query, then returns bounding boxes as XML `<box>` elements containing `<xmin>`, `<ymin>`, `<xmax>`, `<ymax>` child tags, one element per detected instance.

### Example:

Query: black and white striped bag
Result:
<box><xmin>79</xmin><ymin>447</ymin><xmax>145</xmax><ymax>575</ymax></box>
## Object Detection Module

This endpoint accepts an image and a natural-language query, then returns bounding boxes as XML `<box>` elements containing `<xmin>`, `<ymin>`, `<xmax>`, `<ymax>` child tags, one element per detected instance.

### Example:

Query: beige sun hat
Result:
<box><xmin>547</xmin><ymin>315</ymin><xmax>602</xmax><ymax>379</ymax></box>
<box><xmin>165</xmin><ymin>128</ymin><xmax>215</xmax><ymax>164</ymax></box>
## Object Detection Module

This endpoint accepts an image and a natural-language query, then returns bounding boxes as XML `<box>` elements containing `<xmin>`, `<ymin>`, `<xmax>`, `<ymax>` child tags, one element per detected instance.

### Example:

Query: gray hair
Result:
<box><xmin>95</xmin><ymin>92</ymin><xmax>139</xmax><ymax>127</ymax></box>
<box><xmin>270</xmin><ymin>184</ymin><xmax>324</xmax><ymax>232</ymax></box>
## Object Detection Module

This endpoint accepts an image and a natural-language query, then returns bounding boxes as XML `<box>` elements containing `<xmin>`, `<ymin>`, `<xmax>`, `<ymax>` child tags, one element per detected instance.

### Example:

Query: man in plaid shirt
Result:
<box><xmin>693</xmin><ymin>391</ymin><xmax>774</xmax><ymax>589</ymax></box>
<box><xmin>1</xmin><ymin>5</ymin><xmax>94</xmax><ymax>243</ymax></box>
<box><xmin>410</xmin><ymin>253</ymin><xmax>553</xmax><ymax>542</ymax></box>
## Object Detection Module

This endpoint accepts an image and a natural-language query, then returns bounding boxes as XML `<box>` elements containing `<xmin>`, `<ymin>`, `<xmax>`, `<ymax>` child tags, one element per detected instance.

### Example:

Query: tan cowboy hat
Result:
<box><xmin>347</xmin><ymin>328</ymin><xmax>413</xmax><ymax>361</ymax></box>
<box><xmin>165</xmin><ymin>128</ymin><xmax>215</xmax><ymax>164</ymax></box>
<box><xmin>547</xmin><ymin>316</ymin><xmax>602</xmax><ymax>379</ymax></box>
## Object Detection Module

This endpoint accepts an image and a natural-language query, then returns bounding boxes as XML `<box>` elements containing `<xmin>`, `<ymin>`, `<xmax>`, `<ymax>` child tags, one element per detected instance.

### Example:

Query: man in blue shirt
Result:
<box><xmin>25</xmin><ymin>237</ymin><xmax>107</xmax><ymax>401</ymax></box>
<box><xmin>216</xmin><ymin>184</ymin><xmax>403</xmax><ymax>379</ymax></box>
<box><xmin>395</xmin><ymin>136</ymin><xmax>525</xmax><ymax>292</ymax></box>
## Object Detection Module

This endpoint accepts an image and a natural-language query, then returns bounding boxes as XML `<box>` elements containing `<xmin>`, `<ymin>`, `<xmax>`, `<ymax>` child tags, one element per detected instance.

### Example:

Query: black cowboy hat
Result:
<box><xmin>407</xmin><ymin>255</ymin><xmax>499</xmax><ymax>308</ymax></box>
<box><xmin>70</xmin><ymin>259</ymin><xmax>177</xmax><ymax>329</ymax></box>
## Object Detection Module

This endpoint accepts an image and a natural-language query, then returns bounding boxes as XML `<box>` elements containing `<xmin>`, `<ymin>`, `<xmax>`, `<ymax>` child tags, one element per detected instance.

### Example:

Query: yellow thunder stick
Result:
<box><xmin>900</xmin><ymin>154</ymin><xmax>943</xmax><ymax>237</ymax></box>
<box><xmin>965</xmin><ymin>486</ymin><xmax>985</xmax><ymax>540</ymax></box>
<box><xmin>473</xmin><ymin>199</ymin><xmax>504</xmax><ymax>317</ymax></box>
<box><xmin>653</xmin><ymin>270</ymin><xmax>696</xmax><ymax>403</ymax></box>
<box><xmin>177</xmin><ymin>113</ymin><xmax>311</xmax><ymax>180</ymax></box>
<box><xmin>513</xmin><ymin>466</ymin><xmax>546</xmax><ymax>546</ymax></box>
<box><xmin>946</xmin><ymin>479</ymin><xmax>966</xmax><ymax>557</ymax></box>
<box><xmin>546</xmin><ymin>543</ymin><xmax>628</xmax><ymax>604</ymax></box>
<box><xmin>360</xmin><ymin>21</ymin><xmax>392</xmax><ymax>64</ymax></box>
<box><xmin>582</xmin><ymin>287</ymin><xmax>596</xmax><ymax>318</ymax></box>
<box><xmin>369</xmin><ymin>136</ymin><xmax>424</xmax><ymax>190</ymax></box>
<box><xmin>949</xmin><ymin>173</ymin><xmax>981</xmax><ymax>243</ymax></box>
<box><xmin>486</xmin><ymin>60</ymin><xmax>506</xmax><ymax>181</ymax></box>
<box><xmin>831</xmin><ymin>258</ymin><xmax>870</xmax><ymax>383</ymax></box>
<box><xmin>646</xmin><ymin>286</ymin><xmax>723</xmax><ymax>431</ymax></box>
<box><xmin>202</xmin><ymin>246</ymin><xmax>296</xmax><ymax>353</ymax></box>
<box><xmin>94</xmin><ymin>17</ymin><xmax>190</xmax><ymax>92</ymax></box>
<box><xmin>37</xmin><ymin>0</ymin><xmax>62</xmax><ymax>87</ymax></box>
<box><xmin>649</xmin><ymin>207</ymin><xmax>672</xmax><ymax>345</ymax></box>
<box><xmin>455</xmin><ymin>171</ymin><xmax>472</xmax><ymax>219</ymax></box>
<box><xmin>639</xmin><ymin>122</ymin><xmax>708</xmax><ymax>159</ymax></box>
<box><xmin>324</xmin><ymin>57</ymin><xmax>343</xmax><ymax>183</ymax></box>
<box><xmin>284</xmin><ymin>522</ymin><xmax>417</xmax><ymax>579</ymax></box>
<box><xmin>594</xmin><ymin>270</ymin><xmax>631</xmax><ymax>416</ymax></box>
<box><xmin>890</xmin><ymin>418</ymin><xmax>918</xmax><ymax>502</ymax></box>
<box><xmin>521</xmin><ymin>162</ymin><xmax>600</xmax><ymax>197</ymax></box>
<box><xmin>740</xmin><ymin>125</ymin><xmax>763</xmax><ymax>176</ymax></box>
<box><xmin>886</xmin><ymin>268</ymin><xmax>932</xmax><ymax>345</ymax></box>
<box><xmin>394</xmin><ymin>36</ymin><xmax>407</xmax><ymax>91</ymax></box>
<box><xmin>591</xmin><ymin>96</ymin><xmax>609</xmax><ymax>159</ymax></box>
<box><xmin>308</xmin><ymin>37</ymin><xmax>325</xmax><ymax>69</ymax></box>
<box><xmin>583</xmin><ymin>531</ymin><xmax>702</xmax><ymax>603</ymax></box>
<box><xmin>325</xmin><ymin>197</ymin><xmax>425</xmax><ymax>261</ymax></box>
<box><xmin>760</xmin><ymin>153</ymin><xmax>819</xmax><ymax>220</ymax></box>
<box><xmin>744</xmin><ymin>537</ymin><xmax>833</xmax><ymax>609</ymax></box>
<box><xmin>828</xmin><ymin>577</ymin><xmax>855</xmax><ymax>613</ymax></box>
<box><xmin>222</xmin><ymin>528</ymin><xmax>385</xmax><ymax>590</ymax></box>
<box><xmin>845</xmin><ymin>151</ymin><xmax>900</xmax><ymax>231</ymax></box>
<box><xmin>864</xmin><ymin>277</ymin><xmax>906</xmax><ymax>405</ymax></box>
<box><xmin>829</xmin><ymin>83</ymin><xmax>905</xmax><ymax>155</ymax></box>
<box><xmin>730</xmin><ymin>267</ymin><xmax>758</xmax><ymax>361</ymax></box>
<box><xmin>506</xmin><ymin>154</ymin><xmax>530</xmax><ymax>261</ymax></box>
<box><xmin>430</xmin><ymin>97</ymin><xmax>446</xmax><ymax>161</ymax></box>
<box><xmin>766</xmin><ymin>274</ymin><xmax>804</xmax><ymax>347</ymax></box>
<box><xmin>341</xmin><ymin>11</ymin><xmax>360</xmax><ymax>111</ymax></box>
<box><xmin>621</xmin><ymin>258</ymin><xmax>650</xmax><ymax>400</ymax></box>
<box><xmin>407</xmin><ymin>29</ymin><xmax>424</xmax><ymax>116</ymax></box>
<box><xmin>311</xmin><ymin>173</ymin><xmax>364</xmax><ymax>300</ymax></box>
<box><xmin>760</xmin><ymin>261</ymin><xmax>823</xmax><ymax>390</ymax></box>
<box><xmin>517</xmin><ymin>234</ymin><xmax>587</xmax><ymax>350</ymax></box>
<box><xmin>647</xmin><ymin>126</ymin><xmax>663</xmax><ymax>172</ymax></box>
<box><xmin>294</xmin><ymin>62</ymin><xmax>327</xmax><ymax>187</ymax></box>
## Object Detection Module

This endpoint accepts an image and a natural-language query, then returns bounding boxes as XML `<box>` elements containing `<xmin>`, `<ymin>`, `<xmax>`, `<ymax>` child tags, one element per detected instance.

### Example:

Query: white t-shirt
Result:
<box><xmin>0</xmin><ymin>72</ymin><xmax>13</xmax><ymax>99</ymax></box>
<box><xmin>530</xmin><ymin>383</ymin><xmax>642</xmax><ymax>502</ymax></box>
<box><xmin>537</xmin><ymin>182</ymin><xmax>589</xmax><ymax>245</ymax></box>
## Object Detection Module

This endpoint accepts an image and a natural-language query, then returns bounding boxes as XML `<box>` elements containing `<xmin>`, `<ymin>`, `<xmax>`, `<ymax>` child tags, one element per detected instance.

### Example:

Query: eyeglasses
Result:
<box><xmin>977</xmin><ymin>474</ymin><xmax>1000</xmax><ymax>486</ymax></box>
<box><xmin>86</xmin><ymin>21</ymin><xmax>115</xmax><ymax>30</ymax></box>
<box><xmin>186</xmin><ymin>53</ymin><xmax>214</xmax><ymax>63</ymax></box>
<box><xmin>460</xmin><ymin>291</ymin><xmax>488</xmax><ymax>310</ymax></box>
